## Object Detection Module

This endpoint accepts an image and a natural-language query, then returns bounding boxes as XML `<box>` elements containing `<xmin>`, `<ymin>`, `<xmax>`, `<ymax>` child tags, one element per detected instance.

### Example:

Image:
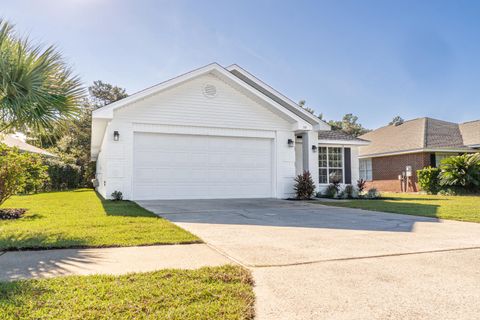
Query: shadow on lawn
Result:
<box><xmin>0</xmin><ymin>233</ymin><xmax>89</xmax><ymax>251</ymax></box>
<box><xmin>95</xmin><ymin>193</ymin><xmax>161</xmax><ymax>218</ymax></box>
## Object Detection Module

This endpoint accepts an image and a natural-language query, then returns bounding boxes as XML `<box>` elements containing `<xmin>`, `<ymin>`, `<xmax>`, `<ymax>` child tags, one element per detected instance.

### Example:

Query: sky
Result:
<box><xmin>2</xmin><ymin>0</ymin><xmax>480</xmax><ymax>129</ymax></box>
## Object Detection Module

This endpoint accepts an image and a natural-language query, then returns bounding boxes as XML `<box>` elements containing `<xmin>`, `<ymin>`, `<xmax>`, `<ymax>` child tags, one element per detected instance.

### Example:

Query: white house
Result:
<box><xmin>91</xmin><ymin>63</ymin><xmax>368</xmax><ymax>200</ymax></box>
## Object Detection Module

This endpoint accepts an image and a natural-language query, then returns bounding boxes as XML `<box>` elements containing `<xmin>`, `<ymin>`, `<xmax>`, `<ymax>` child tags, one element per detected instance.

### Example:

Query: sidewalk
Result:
<box><xmin>0</xmin><ymin>244</ymin><xmax>232</xmax><ymax>281</ymax></box>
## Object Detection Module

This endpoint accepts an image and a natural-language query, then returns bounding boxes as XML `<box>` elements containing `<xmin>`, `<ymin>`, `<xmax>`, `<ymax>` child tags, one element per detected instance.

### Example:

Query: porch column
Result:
<box><xmin>301</xmin><ymin>131</ymin><xmax>319</xmax><ymax>186</ymax></box>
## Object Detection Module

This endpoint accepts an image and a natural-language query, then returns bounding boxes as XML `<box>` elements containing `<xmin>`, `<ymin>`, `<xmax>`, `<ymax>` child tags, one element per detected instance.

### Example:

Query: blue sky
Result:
<box><xmin>2</xmin><ymin>0</ymin><xmax>480</xmax><ymax>128</ymax></box>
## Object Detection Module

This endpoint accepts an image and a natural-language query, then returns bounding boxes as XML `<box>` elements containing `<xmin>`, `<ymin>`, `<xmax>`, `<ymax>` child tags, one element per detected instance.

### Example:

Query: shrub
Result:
<box><xmin>330</xmin><ymin>175</ymin><xmax>342</xmax><ymax>192</ymax></box>
<box><xmin>343</xmin><ymin>184</ymin><xmax>356</xmax><ymax>199</ymax></box>
<box><xmin>437</xmin><ymin>188</ymin><xmax>460</xmax><ymax>196</ymax></box>
<box><xmin>366</xmin><ymin>188</ymin><xmax>380</xmax><ymax>199</ymax></box>
<box><xmin>44</xmin><ymin>158</ymin><xmax>82</xmax><ymax>191</ymax></box>
<box><xmin>294</xmin><ymin>171</ymin><xmax>316</xmax><ymax>200</ymax></box>
<box><xmin>111</xmin><ymin>190</ymin><xmax>123</xmax><ymax>201</ymax></box>
<box><xmin>417</xmin><ymin>167</ymin><xmax>441</xmax><ymax>194</ymax></box>
<box><xmin>323</xmin><ymin>184</ymin><xmax>338</xmax><ymax>198</ymax></box>
<box><xmin>0</xmin><ymin>143</ymin><xmax>48</xmax><ymax>205</ymax></box>
<box><xmin>356</xmin><ymin>179</ymin><xmax>366</xmax><ymax>195</ymax></box>
<box><xmin>439</xmin><ymin>153</ymin><xmax>480</xmax><ymax>193</ymax></box>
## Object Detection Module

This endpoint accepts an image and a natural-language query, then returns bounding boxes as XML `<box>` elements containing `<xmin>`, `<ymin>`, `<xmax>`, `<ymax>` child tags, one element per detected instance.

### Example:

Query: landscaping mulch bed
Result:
<box><xmin>0</xmin><ymin>208</ymin><xmax>27</xmax><ymax>220</ymax></box>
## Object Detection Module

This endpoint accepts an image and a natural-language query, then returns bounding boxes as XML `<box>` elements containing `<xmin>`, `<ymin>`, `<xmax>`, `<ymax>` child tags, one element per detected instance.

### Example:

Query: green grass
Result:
<box><xmin>0</xmin><ymin>265</ymin><xmax>255</xmax><ymax>320</ymax></box>
<box><xmin>0</xmin><ymin>189</ymin><xmax>200</xmax><ymax>250</ymax></box>
<box><xmin>316</xmin><ymin>193</ymin><xmax>480</xmax><ymax>223</ymax></box>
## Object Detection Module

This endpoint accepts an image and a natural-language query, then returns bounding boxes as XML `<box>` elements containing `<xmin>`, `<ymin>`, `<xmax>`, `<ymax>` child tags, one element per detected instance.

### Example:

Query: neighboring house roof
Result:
<box><xmin>459</xmin><ymin>120</ymin><xmax>480</xmax><ymax>147</ymax></box>
<box><xmin>318</xmin><ymin>130</ymin><xmax>370</xmax><ymax>145</ymax></box>
<box><xmin>1</xmin><ymin>134</ymin><xmax>56</xmax><ymax>157</ymax></box>
<box><xmin>91</xmin><ymin>63</ymin><xmax>332</xmax><ymax>159</ymax></box>
<box><xmin>359</xmin><ymin>117</ymin><xmax>480</xmax><ymax>157</ymax></box>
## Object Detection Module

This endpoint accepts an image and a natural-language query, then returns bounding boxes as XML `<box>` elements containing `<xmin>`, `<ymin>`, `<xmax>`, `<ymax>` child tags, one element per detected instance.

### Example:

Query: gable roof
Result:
<box><xmin>1</xmin><ymin>134</ymin><xmax>56</xmax><ymax>157</ymax></box>
<box><xmin>93</xmin><ymin>63</ymin><xmax>318</xmax><ymax>127</ymax></box>
<box><xmin>359</xmin><ymin>117</ymin><xmax>479</xmax><ymax>157</ymax></box>
<box><xmin>91</xmin><ymin>63</ymin><xmax>325</xmax><ymax>159</ymax></box>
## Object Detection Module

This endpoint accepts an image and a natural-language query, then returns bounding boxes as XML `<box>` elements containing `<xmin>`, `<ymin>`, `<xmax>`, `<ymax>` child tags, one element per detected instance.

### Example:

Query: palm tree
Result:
<box><xmin>0</xmin><ymin>19</ymin><xmax>84</xmax><ymax>133</ymax></box>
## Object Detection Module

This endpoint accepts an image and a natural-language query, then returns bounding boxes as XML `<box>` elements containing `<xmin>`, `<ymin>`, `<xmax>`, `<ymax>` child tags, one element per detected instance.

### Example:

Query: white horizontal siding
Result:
<box><xmin>114</xmin><ymin>73</ymin><xmax>292</xmax><ymax>131</ymax></box>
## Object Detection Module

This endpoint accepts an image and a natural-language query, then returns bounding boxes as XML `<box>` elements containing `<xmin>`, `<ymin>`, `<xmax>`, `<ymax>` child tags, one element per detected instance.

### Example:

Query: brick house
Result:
<box><xmin>358</xmin><ymin>118</ymin><xmax>480</xmax><ymax>192</ymax></box>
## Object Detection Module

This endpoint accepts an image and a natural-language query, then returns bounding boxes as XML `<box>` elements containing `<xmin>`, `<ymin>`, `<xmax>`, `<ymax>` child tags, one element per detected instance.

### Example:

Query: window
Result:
<box><xmin>359</xmin><ymin>158</ymin><xmax>372</xmax><ymax>181</ymax></box>
<box><xmin>435</xmin><ymin>153</ymin><xmax>456</xmax><ymax>167</ymax></box>
<box><xmin>318</xmin><ymin>147</ymin><xmax>344</xmax><ymax>184</ymax></box>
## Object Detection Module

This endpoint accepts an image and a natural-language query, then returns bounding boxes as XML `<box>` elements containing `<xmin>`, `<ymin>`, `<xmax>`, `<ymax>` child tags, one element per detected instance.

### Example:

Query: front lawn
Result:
<box><xmin>0</xmin><ymin>189</ymin><xmax>200</xmax><ymax>250</ymax></box>
<box><xmin>315</xmin><ymin>193</ymin><xmax>480</xmax><ymax>223</ymax></box>
<box><xmin>0</xmin><ymin>265</ymin><xmax>254</xmax><ymax>320</ymax></box>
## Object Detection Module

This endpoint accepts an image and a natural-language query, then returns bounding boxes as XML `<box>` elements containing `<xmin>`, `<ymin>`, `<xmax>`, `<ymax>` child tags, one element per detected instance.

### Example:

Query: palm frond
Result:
<box><xmin>0</xmin><ymin>19</ymin><xmax>85</xmax><ymax>133</ymax></box>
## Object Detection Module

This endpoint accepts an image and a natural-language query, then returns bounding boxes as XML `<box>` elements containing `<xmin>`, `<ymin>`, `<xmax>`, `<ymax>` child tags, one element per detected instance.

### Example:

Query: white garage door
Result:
<box><xmin>133</xmin><ymin>132</ymin><xmax>273</xmax><ymax>200</ymax></box>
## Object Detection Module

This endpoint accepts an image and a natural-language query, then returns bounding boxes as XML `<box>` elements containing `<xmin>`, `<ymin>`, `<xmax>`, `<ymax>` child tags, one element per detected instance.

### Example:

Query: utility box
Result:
<box><xmin>405</xmin><ymin>165</ymin><xmax>413</xmax><ymax>177</ymax></box>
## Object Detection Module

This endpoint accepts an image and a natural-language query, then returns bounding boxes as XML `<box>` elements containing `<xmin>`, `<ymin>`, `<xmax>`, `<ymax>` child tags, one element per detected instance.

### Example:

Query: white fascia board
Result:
<box><xmin>318</xmin><ymin>139</ymin><xmax>370</xmax><ymax>146</ymax></box>
<box><xmin>226</xmin><ymin>64</ymin><xmax>328</xmax><ymax>127</ymax></box>
<box><xmin>358</xmin><ymin>148</ymin><xmax>477</xmax><ymax>159</ymax></box>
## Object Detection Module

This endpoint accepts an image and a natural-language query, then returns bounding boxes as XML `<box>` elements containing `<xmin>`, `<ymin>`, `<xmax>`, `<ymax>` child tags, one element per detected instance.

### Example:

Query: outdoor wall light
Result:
<box><xmin>287</xmin><ymin>139</ymin><xmax>294</xmax><ymax>147</ymax></box>
<box><xmin>312</xmin><ymin>145</ymin><xmax>318</xmax><ymax>152</ymax></box>
<box><xmin>113</xmin><ymin>131</ymin><xmax>120</xmax><ymax>141</ymax></box>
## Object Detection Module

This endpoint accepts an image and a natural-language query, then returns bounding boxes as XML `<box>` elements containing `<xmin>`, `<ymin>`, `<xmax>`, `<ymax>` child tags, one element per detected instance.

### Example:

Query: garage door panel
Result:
<box><xmin>133</xmin><ymin>132</ymin><xmax>273</xmax><ymax>200</ymax></box>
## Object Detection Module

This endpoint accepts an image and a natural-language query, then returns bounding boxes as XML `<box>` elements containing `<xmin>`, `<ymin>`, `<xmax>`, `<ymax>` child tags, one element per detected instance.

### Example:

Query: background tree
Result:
<box><xmin>328</xmin><ymin>113</ymin><xmax>370</xmax><ymax>137</ymax></box>
<box><xmin>0</xmin><ymin>19</ymin><xmax>83</xmax><ymax>133</ymax></box>
<box><xmin>28</xmin><ymin>81</ymin><xmax>128</xmax><ymax>187</ymax></box>
<box><xmin>389</xmin><ymin>115</ymin><xmax>404</xmax><ymax>126</ymax></box>
<box><xmin>89</xmin><ymin>80</ymin><xmax>128</xmax><ymax>108</ymax></box>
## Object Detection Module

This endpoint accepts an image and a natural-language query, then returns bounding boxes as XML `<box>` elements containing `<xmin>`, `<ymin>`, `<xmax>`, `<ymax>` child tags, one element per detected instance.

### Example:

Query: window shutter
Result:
<box><xmin>344</xmin><ymin>148</ymin><xmax>352</xmax><ymax>184</ymax></box>
<box><xmin>430</xmin><ymin>153</ymin><xmax>436</xmax><ymax>167</ymax></box>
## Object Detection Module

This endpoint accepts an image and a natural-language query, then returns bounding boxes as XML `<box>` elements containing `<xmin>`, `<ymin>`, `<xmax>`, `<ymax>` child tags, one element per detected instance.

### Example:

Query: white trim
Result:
<box><xmin>226</xmin><ymin>64</ymin><xmax>325</xmax><ymax>127</ymax></box>
<box><xmin>132</xmin><ymin>123</ymin><xmax>276</xmax><ymax>139</ymax></box>
<box><xmin>359</xmin><ymin>148</ymin><xmax>476</xmax><ymax>158</ymax></box>
<box><xmin>318</xmin><ymin>146</ymin><xmax>345</xmax><ymax>185</ymax></box>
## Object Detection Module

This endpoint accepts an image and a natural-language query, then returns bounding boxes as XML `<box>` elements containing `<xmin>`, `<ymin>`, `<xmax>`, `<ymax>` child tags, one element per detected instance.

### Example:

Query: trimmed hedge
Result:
<box><xmin>417</xmin><ymin>167</ymin><xmax>441</xmax><ymax>194</ymax></box>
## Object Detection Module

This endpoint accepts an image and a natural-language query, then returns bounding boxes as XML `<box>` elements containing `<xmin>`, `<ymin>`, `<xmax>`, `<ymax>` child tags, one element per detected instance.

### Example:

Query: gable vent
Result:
<box><xmin>203</xmin><ymin>84</ymin><xmax>217</xmax><ymax>98</ymax></box>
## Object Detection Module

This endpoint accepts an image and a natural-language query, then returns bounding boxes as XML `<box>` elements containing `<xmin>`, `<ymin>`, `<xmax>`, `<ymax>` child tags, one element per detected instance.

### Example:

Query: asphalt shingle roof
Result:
<box><xmin>359</xmin><ymin>117</ymin><xmax>479</xmax><ymax>157</ymax></box>
<box><xmin>318</xmin><ymin>130</ymin><xmax>369</xmax><ymax>142</ymax></box>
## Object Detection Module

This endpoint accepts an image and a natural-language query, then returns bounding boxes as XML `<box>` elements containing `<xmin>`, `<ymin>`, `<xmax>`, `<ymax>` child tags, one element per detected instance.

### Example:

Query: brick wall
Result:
<box><xmin>365</xmin><ymin>152</ymin><xmax>432</xmax><ymax>192</ymax></box>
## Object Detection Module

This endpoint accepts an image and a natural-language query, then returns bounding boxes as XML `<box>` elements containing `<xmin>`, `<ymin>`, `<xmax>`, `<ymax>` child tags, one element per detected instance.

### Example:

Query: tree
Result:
<box><xmin>0</xmin><ymin>144</ymin><xmax>48</xmax><ymax>205</ymax></box>
<box><xmin>29</xmin><ymin>81</ymin><xmax>128</xmax><ymax>187</ymax></box>
<box><xmin>328</xmin><ymin>113</ymin><xmax>370</xmax><ymax>137</ymax></box>
<box><xmin>0</xmin><ymin>19</ymin><xmax>83</xmax><ymax>133</ymax></box>
<box><xmin>389</xmin><ymin>115</ymin><xmax>404</xmax><ymax>126</ymax></box>
<box><xmin>89</xmin><ymin>80</ymin><xmax>128</xmax><ymax>108</ymax></box>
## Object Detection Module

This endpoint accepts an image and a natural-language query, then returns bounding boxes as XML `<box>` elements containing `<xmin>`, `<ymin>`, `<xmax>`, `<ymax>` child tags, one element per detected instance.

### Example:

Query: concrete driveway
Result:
<box><xmin>138</xmin><ymin>199</ymin><xmax>480</xmax><ymax>320</ymax></box>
